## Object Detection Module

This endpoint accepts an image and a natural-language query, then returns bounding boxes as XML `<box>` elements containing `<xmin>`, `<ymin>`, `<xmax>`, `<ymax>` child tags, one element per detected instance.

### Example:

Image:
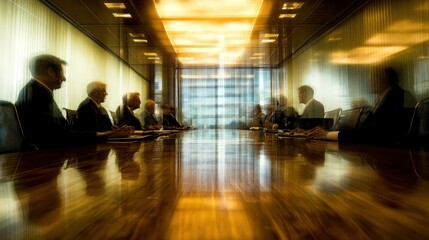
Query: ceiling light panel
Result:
<box><xmin>282</xmin><ymin>2</ymin><xmax>304</xmax><ymax>10</ymax></box>
<box><xmin>104</xmin><ymin>3</ymin><xmax>126</xmax><ymax>9</ymax></box>
<box><xmin>153</xmin><ymin>0</ymin><xmax>264</xmax><ymax>65</ymax></box>
<box><xmin>112</xmin><ymin>13</ymin><xmax>132</xmax><ymax>18</ymax></box>
<box><xmin>129</xmin><ymin>33</ymin><xmax>145</xmax><ymax>38</ymax></box>
<box><xmin>133</xmin><ymin>39</ymin><xmax>148</xmax><ymax>43</ymax></box>
<box><xmin>154</xmin><ymin>0</ymin><xmax>262</xmax><ymax>18</ymax></box>
<box><xmin>279</xmin><ymin>13</ymin><xmax>297</xmax><ymax>18</ymax></box>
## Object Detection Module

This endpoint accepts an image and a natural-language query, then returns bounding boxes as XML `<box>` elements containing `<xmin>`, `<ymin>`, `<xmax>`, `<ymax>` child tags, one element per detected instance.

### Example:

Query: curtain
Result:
<box><xmin>0</xmin><ymin>0</ymin><xmax>149</xmax><ymax>113</ymax></box>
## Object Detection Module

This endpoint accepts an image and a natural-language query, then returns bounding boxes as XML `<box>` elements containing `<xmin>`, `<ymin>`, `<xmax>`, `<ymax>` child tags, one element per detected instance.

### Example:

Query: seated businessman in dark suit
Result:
<box><xmin>295</xmin><ymin>85</ymin><xmax>325</xmax><ymax>130</ymax></box>
<box><xmin>307</xmin><ymin>67</ymin><xmax>417</xmax><ymax>146</ymax></box>
<box><xmin>76</xmin><ymin>81</ymin><xmax>115</xmax><ymax>132</ymax></box>
<box><xmin>249</xmin><ymin>104</ymin><xmax>266</xmax><ymax>128</ymax></box>
<box><xmin>298</xmin><ymin>85</ymin><xmax>325</xmax><ymax>119</ymax></box>
<box><xmin>275</xmin><ymin>95</ymin><xmax>298</xmax><ymax>130</ymax></box>
<box><xmin>139</xmin><ymin>99</ymin><xmax>162</xmax><ymax>130</ymax></box>
<box><xmin>15</xmin><ymin>54</ymin><xmax>131</xmax><ymax>149</ymax></box>
<box><xmin>115</xmin><ymin>92</ymin><xmax>142</xmax><ymax>130</ymax></box>
<box><xmin>264</xmin><ymin>104</ymin><xmax>278</xmax><ymax>129</ymax></box>
<box><xmin>170</xmin><ymin>105</ymin><xmax>190</xmax><ymax>129</ymax></box>
<box><xmin>161</xmin><ymin>104</ymin><xmax>182</xmax><ymax>129</ymax></box>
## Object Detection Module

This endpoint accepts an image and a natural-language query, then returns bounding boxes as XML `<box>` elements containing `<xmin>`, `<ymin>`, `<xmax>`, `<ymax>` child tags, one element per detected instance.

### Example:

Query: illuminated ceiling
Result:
<box><xmin>41</xmin><ymin>0</ymin><xmax>369</xmax><ymax>74</ymax></box>
<box><xmin>153</xmin><ymin>0</ymin><xmax>264</xmax><ymax>66</ymax></box>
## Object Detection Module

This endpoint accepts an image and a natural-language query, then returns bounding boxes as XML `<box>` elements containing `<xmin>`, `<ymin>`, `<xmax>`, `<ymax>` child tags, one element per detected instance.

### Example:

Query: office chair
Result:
<box><xmin>109</xmin><ymin>110</ymin><xmax>118</xmax><ymax>125</ymax></box>
<box><xmin>408</xmin><ymin>98</ymin><xmax>429</xmax><ymax>178</ymax></box>
<box><xmin>408</xmin><ymin>98</ymin><xmax>429</xmax><ymax>148</ymax></box>
<box><xmin>63</xmin><ymin>108</ymin><xmax>77</xmax><ymax>126</ymax></box>
<box><xmin>418</xmin><ymin>98</ymin><xmax>429</xmax><ymax>141</ymax></box>
<box><xmin>405</xmin><ymin>100</ymin><xmax>420</xmax><ymax>146</ymax></box>
<box><xmin>331</xmin><ymin>107</ymin><xmax>363</xmax><ymax>131</ymax></box>
<box><xmin>323</xmin><ymin>108</ymin><xmax>342</xmax><ymax>130</ymax></box>
<box><xmin>0</xmin><ymin>100</ymin><xmax>37</xmax><ymax>153</ymax></box>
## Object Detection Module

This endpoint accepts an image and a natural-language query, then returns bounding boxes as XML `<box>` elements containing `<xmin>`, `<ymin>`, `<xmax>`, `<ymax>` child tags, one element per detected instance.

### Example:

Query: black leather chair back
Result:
<box><xmin>332</xmin><ymin>107</ymin><xmax>363</xmax><ymax>131</ymax></box>
<box><xmin>323</xmin><ymin>108</ymin><xmax>342</xmax><ymax>130</ymax></box>
<box><xmin>63</xmin><ymin>108</ymin><xmax>77</xmax><ymax>126</ymax></box>
<box><xmin>0</xmin><ymin>100</ymin><xmax>26</xmax><ymax>153</ymax></box>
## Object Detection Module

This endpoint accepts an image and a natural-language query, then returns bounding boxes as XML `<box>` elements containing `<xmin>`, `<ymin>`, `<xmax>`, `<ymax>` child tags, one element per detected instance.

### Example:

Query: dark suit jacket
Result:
<box><xmin>339</xmin><ymin>85</ymin><xmax>417</xmax><ymax>146</ymax></box>
<box><xmin>284</xmin><ymin>107</ymin><xmax>299</xmax><ymax>130</ymax></box>
<box><xmin>265</xmin><ymin>110</ymin><xmax>284</xmax><ymax>128</ymax></box>
<box><xmin>141</xmin><ymin>110</ymin><xmax>159</xmax><ymax>129</ymax></box>
<box><xmin>297</xmin><ymin>99</ymin><xmax>324</xmax><ymax>129</ymax></box>
<box><xmin>163</xmin><ymin>114</ymin><xmax>181</xmax><ymax>128</ymax></box>
<box><xmin>272</xmin><ymin>110</ymin><xmax>285</xmax><ymax>128</ymax></box>
<box><xmin>115</xmin><ymin>105</ymin><xmax>142</xmax><ymax>130</ymax></box>
<box><xmin>76</xmin><ymin>97</ymin><xmax>113</xmax><ymax>132</ymax></box>
<box><xmin>15</xmin><ymin>79</ymin><xmax>98</xmax><ymax>149</ymax></box>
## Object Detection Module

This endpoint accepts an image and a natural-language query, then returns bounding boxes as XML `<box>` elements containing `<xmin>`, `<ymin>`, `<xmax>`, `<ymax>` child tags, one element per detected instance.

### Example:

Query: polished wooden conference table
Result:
<box><xmin>1</xmin><ymin>129</ymin><xmax>428</xmax><ymax>239</ymax></box>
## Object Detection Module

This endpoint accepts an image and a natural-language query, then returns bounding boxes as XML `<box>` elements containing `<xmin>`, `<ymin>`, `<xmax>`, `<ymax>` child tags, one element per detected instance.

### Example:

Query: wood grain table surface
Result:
<box><xmin>1</xmin><ymin>129</ymin><xmax>428</xmax><ymax>239</ymax></box>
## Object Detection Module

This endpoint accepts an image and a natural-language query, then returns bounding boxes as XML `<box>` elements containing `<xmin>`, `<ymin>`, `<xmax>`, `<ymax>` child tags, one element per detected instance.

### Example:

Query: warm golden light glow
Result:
<box><xmin>263</xmin><ymin>34</ymin><xmax>278</xmax><ymax>38</ymax></box>
<box><xmin>282</xmin><ymin>2</ymin><xmax>304</xmax><ymax>10</ymax></box>
<box><xmin>417</xmin><ymin>2</ymin><xmax>429</xmax><ymax>11</ymax></box>
<box><xmin>279</xmin><ymin>13</ymin><xmax>297</xmax><ymax>18</ymax></box>
<box><xmin>129</xmin><ymin>33</ymin><xmax>145</xmax><ymax>38</ymax></box>
<box><xmin>332</xmin><ymin>20</ymin><xmax>429</xmax><ymax>65</ymax></box>
<box><xmin>179</xmin><ymin>57</ymin><xmax>195</xmax><ymax>61</ymax></box>
<box><xmin>168</xmin><ymin>196</ymin><xmax>254</xmax><ymax>239</ymax></box>
<box><xmin>387</xmin><ymin>20</ymin><xmax>429</xmax><ymax>31</ymax></box>
<box><xmin>104</xmin><ymin>2</ymin><xmax>126</xmax><ymax>9</ymax></box>
<box><xmin>331</xmin><ymin>46</ymin><xmax>408</xmax><ymax>64</ymax></box>
<box><xmin>328</xmin><ymin>37</ymin><xmax>342</xmax><ymax>41</ymax></box>
<box><xmin>112</xmin><ymin>13</ymin><xmax>132</xmax><ymax>18</ymax></box>
<box><xmin>261</xmin><ymin>39</ymin><xmax>276</xmax><ymax>43</ymax></box>
<box><xmin>367</xmin><ymin>32</ymin><xmax>429</xmax><ymax>45</ymax></box>
<box><xmin>133</xmin><ymin>38</ymin><xmax>148</xmax><ymax>43</ymax></box>
<box><xmin>261</xmin><ymin>33</ymin><xmax>278</xmax><ymax>43</ymax></box>
<box><xmin>153</xmin><ymin>0</ymin><xmax>264</xmax><ymax>65</ymax></box>
<box><xmin>366</xmin><ymin>20</ymin><xmax>429</xmax><ymax>45</ymax></box>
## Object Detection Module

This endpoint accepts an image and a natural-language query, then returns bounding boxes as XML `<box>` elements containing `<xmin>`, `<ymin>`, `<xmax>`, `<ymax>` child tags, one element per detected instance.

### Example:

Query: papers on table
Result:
<box><xmin>277</xmin><ymin>132</ymin><xmax>307</xmax><ymax>138</ymax></box>
<box><xmin>107</xmin><ymin>135</ymin><xmax>154</xmax><ymax>141</ymax></box>
<box><xmin>134</xmin><ymin>130</ymin><xmax>180</xmax><ymax>135</ymax></box>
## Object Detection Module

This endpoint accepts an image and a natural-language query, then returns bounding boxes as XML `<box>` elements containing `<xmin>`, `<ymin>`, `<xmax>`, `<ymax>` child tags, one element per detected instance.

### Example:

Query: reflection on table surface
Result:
<box><xmin>1</xmin><ymin>129</ymin><xmax>428</xmax><ymax>239</ymax></box>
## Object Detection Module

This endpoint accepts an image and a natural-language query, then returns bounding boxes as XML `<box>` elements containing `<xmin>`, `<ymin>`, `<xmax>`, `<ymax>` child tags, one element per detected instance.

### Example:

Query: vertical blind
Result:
<box><xmin>0</xmin><ymin>0</ymin><xmax>149</xmax><ymax>113</ymax></box>
<box><xmin>280</xmin><ymin>0</ymin><xmax>429</xmax><ymax>112</ymax></box>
